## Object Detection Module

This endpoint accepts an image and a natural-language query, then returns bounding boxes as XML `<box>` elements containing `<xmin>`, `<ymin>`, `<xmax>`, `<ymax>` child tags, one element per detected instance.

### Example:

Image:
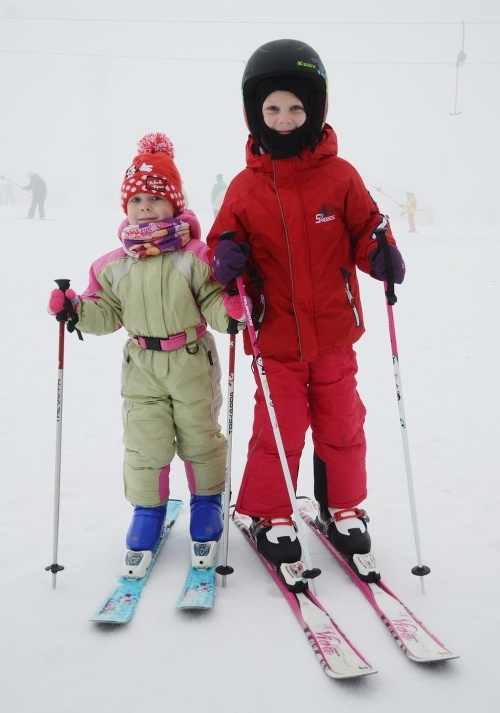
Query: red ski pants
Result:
<box><xmin>235</xmin><ymin>346</ymin><xmax>367</xmax><ymax>518</ymax></box>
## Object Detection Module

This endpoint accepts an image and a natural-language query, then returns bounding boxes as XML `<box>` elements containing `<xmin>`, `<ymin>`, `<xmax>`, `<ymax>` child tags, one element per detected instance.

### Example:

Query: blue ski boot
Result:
<box><xmin>189</xmin><ymin>494</ymin><xmax>223</xmax><ymax>543</ymax></box>
<box><xmin>126</xmin><ymin>505</ymin><xmax>167</xmax><ymax>552</ymax></box>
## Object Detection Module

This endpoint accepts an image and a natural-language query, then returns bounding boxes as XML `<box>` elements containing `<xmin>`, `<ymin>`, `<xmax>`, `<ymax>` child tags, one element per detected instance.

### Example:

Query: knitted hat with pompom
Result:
<box><xmin>121</xmin><ymin>132</ymin><xmax>185</xmax><ymax>214</ymax></box>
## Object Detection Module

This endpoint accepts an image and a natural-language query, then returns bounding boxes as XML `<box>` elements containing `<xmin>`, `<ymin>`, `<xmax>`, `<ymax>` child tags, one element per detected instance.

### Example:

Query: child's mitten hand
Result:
<box><xmin>369</xmin><ymin>245</ymin><xmax>406</xmax><ymax>284</ymax></box>
<box><xmin>48</xmin><ymin>288</ymin><xmax>79</xmax><ymax>322</ymax></box>
<box><xmin>212</xmin><ymin>240</ymin><xmax>250</xmax><ymax>285</ymax></box>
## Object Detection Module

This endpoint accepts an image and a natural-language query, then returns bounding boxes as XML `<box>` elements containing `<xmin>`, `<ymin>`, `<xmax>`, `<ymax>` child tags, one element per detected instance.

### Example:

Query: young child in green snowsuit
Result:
<box><xmin>48</xmin><ymin>132</ymin><xmax>245</xmax><ymax>566</ymax></box>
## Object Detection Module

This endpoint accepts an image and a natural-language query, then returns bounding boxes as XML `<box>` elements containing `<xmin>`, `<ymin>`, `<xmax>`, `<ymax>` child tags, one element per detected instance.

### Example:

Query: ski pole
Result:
<box><xmin>232</xmin><ymin>272</ymin><xmax>320</xmax><ymax>590</ymax></box>
<box><xmin>0</xmin><ymin>174</ymin><xmax>24</xmax><ymax>189</ymax></box>
<box><xmin>45</xmin><ymin>278</ymin><xmax>73</xmax><ymax>588</ymax></box>
<box><xmin>373</xmin><ymin>185</ymin><xmax>402</xmax><ymax>208</ymax></box>
<box><xmin>215</xmin><ymin>324</ymin><xmax>237</xmax><ymax>585</ymax></box>
<box><xmin>376</xmin><ymin>230</ymin><xmax>430</xmax><ymax>592</ymax></box>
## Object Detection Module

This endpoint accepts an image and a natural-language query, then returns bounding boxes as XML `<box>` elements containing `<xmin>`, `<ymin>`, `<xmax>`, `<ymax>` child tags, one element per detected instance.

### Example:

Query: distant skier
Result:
<box><xmin>22</xmin><ymin>171</ymin><xmax>47</xmax><ymax>219</ymax></box>
<box><xmin>211</xmin><ymin>174</ymin><xmax>227</xmax><ymax>217</ymax></box>
<box><xmin>401</xmin><ymin>192</ymin><xmax>417</xmax><ymax>233</ymax></box>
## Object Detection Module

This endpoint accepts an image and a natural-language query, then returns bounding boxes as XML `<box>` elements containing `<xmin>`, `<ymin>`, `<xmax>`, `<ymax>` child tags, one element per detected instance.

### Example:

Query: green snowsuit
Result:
<box><xmin>74</xmin><ymin>236</ymin><xmax>232</xmax><ymax>507</ymax></box>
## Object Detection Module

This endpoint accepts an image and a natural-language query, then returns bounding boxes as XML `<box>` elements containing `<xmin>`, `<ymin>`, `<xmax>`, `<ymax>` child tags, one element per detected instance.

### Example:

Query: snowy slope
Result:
<box><xmin>1</xmin><ymin>205</ymin><xmax>498</xmax><ymax>711</ymax></box>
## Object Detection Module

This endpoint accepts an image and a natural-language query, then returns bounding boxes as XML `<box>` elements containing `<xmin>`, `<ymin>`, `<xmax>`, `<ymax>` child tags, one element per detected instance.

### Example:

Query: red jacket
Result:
<box><xmin>207</xmin><ymin>125</ymin><xmax>397</xmax><ymax>361</ymax></box>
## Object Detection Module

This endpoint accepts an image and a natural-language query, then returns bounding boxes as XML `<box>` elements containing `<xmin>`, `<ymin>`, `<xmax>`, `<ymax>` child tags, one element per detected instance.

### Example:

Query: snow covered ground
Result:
<box><xmin>1</xmin><ymin>204</ymin><xmax>498</xmax><ymax>711</ymax></box>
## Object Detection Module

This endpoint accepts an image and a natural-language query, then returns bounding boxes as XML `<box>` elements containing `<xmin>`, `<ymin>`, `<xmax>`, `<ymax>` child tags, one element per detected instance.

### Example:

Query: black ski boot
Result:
<box><xmin>316</xmin><ymin>504</ymin><xmax>380</xmax><ymax>582</ymax></box>
<box><xmin>250</xmin><ymin>517</ymin><xmax>302</xmax><ymax>566</ymax></box>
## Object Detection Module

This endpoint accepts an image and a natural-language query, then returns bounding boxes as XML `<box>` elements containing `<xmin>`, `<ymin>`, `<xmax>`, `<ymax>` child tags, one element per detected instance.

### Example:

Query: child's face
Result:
<box><xmin>127</xmin><ymin>193</ymin><xmax>176</xmax><ymax>224</ymax></box>
<box><xmin>262</xmin><ymin>90</ymin><xmax>307</xmax><ymax>134</ymax></box>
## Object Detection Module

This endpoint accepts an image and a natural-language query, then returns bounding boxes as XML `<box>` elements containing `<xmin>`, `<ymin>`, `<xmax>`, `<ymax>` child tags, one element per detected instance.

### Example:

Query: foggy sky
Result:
<box><xmin>1</xmin><ymin>0</ymin><xmax>499</xmax><ymax>226</ymax></box>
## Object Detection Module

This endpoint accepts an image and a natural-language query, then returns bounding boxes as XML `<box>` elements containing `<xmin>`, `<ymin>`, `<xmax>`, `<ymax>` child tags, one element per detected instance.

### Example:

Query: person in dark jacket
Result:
<box><xmin>23</xmin><ymin>171</ymin><xmax>47</xmax><ymax>219</ymax></box>
<box><xmin>207</xmin><ymin>39</ymin><xmax>406</xmax><ymax>579</ymax></box>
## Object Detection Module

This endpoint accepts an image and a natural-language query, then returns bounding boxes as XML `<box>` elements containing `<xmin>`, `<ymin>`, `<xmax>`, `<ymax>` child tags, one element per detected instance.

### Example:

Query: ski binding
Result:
<box><xmin>190</xmin><ymin>540</ymin><xmax>218</xmax><ymax>569</ymax></box>
<box><xmin>122</xmin><ymin>549</ymin><xmax>153</xmax><ymax>580</ymax></box>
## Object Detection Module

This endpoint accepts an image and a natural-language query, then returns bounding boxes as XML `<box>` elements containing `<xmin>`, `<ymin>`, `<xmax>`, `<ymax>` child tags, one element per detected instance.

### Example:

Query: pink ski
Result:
<box><xmin>298</xmin><ymin>497</ymin><xmax>458</xmax><ymax>663</ymax></box>
<box><xmin>232</xmin><ymin>509</ymin><xmax>376</xmax><ymax>679</ymax></box>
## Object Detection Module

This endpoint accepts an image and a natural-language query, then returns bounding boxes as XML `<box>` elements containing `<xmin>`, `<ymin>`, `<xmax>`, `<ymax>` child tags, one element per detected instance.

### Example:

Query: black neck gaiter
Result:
<box><xmin>259</xmin><ymin>121</ymin><xmax>311</xmax><ymax>159</ymax></box>
<box><xmin>255</xmin><ymin>76</ymin><xmax>314</xmax><ymax>159</ymax></box>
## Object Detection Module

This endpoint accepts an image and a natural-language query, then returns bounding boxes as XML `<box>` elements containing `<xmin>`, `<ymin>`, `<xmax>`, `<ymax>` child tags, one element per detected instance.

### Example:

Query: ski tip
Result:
<box><xmin>323</xmin><ymin>663</ymin><xmax>378</xmax><ymax>680</ymax></box>
<box><xmin>91</xmin><ymin>617</ymin><xmax>129</xmax><ymax>626</ymax></box>
<box><xmin>405</xmin><ymin>649</ymin><xmax>459</xmax><ymax>664</ymax></box>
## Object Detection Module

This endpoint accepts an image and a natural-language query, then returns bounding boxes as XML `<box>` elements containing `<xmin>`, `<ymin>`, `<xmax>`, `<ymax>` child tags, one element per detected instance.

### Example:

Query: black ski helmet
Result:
<box><xmin>242</xmin><ymin>39</ymin><xmax>328</xmax><ymax>152</ymax></box>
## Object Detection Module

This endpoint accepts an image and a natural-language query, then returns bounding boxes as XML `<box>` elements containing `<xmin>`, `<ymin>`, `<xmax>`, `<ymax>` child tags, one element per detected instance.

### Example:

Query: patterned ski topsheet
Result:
<box><xmin>176</xmin><ymin>560</ymin><xmax>217</xmax><ymax>609</ymax></box>
<box><xmin>298</xmin><ymin>497</ymin><xmax>458</xmax><ymax>663</ymax></box>
<box><xmin>176</xmin><ymin>495</ymin><xmax>226</xmax><ymax>609</ymax></box>
<box><xmin>91</xmin><ymin>499</ymin><xmax>183</xmax><ymax>624</ymax></box>
<box><xmin>232</xmin><ymin>509</ymin><xmax>376</xmax><ymax>679</ymax></box>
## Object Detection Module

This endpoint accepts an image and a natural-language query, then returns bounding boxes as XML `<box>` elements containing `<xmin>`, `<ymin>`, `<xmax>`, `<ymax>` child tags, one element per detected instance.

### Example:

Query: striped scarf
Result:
<box><xmin>120</xmin><ymin>218</ymin><xmax>191</xmax><ymax>258</ymax></box>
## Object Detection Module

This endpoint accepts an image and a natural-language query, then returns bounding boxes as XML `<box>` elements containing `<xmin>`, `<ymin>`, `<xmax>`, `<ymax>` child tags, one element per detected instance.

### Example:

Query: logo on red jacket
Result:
<box><xmin>316</xmin><ymin>204</ymin><xmax>336</xmax><ymax>224</ymax></box>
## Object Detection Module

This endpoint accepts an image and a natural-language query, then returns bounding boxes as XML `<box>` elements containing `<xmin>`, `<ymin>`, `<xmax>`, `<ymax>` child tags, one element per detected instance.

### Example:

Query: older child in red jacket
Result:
<box><xmin>207</xmin><ymin>39</ymin><xmax>405</xmax><ymax>577</ymax></box>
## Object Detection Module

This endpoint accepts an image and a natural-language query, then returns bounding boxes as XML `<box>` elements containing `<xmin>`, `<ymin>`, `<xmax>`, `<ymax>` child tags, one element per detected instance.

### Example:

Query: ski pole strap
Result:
<box><xmin>374</xmin><ymin>226</ymin><xmax>397</xmax><ymax>306</ymax></box>
<box><xmin>54</xmin><ymin>278</ymin><xmax>84</xmax><ymax>340</ymax></box>
<box><xmin>224</xmin><ymin>286</ymin><xmax>242</xmax><ymax>335</ymax></box>
<box><xmin>66</xmin><ymin>309</ymin><xmax>83</xmax><ymax>341</ymax></box>
<box><xmin>227</xmin><ymin>317</ymin><xmax>239</xmax><ymax>335</ymax></box>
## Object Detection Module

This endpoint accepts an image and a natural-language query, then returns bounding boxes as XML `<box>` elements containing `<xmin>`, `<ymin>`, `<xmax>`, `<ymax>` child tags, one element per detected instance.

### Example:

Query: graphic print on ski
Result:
<box><xmin>176</xmin><ymin>556</ymin><xmax>217</xmax><ymax>609</ymax></box>
<box><xmin>298</xmin><ymin>497</ymin><xmax>458</xmax><ymax>663</ymax></box>
<box><xmin>232</xmin><ymin>509</ymin><xmax>376</xmax><ymax>679</ymax></box>
<box><xmin>91</xmin><ymin>499</ymin><xmax>183</xmax><ymax>624</ymax></box>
